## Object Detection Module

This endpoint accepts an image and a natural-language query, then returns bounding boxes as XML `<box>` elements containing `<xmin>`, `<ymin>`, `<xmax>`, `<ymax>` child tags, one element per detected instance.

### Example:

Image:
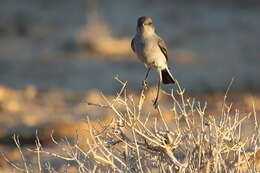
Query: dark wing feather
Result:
<box><xmin>158</xmin><ymin>38</ymin><xmax>168</xmax><ymax>61</ymax></box>
<box><xmin>131</xmin><ymin>38</ymin><xmax>135</xmax><ymax>52</ymax></box>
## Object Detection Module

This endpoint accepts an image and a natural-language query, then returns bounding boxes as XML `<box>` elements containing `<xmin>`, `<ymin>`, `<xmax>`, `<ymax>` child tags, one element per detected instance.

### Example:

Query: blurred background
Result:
<box><xmin>0</xmin><ymin>0</ymin><xmax>259</xmax><ymax>171</ymax></box>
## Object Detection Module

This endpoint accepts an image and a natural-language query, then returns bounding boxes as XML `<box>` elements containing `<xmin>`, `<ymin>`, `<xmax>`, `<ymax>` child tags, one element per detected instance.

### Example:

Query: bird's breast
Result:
<box><xmin>136</xmin><ymin>38</ymin><xmax>156</xmax><ymax>56</ymax></box>
<box><xmin>134</xmin><ymin>37</ymin><xmax>166</xmax><ymax>69</ymax></box>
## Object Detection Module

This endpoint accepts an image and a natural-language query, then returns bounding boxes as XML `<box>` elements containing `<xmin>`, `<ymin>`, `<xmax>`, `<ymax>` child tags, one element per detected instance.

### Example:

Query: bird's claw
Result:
<box><xmin>153</xmin><ymin>98</ymin><xmax>159</xmax><ymax>109</ymax></box>
<box><xmin>142</xmin><ymin>80</ymin><xmax>148</xmax><ymax>90</ymax></box>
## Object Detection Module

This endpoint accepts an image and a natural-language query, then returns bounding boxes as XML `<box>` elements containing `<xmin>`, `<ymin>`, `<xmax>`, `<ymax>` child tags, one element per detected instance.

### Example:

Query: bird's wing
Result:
<box><xmin>131</xmin><ymin>38</ymin><xmax>135</xmax><ymax>52</ymax></box>
<box><xmin>158</xmin><ymin>38</ymin><xmax>168</xmax><ymax>61</ymax></box>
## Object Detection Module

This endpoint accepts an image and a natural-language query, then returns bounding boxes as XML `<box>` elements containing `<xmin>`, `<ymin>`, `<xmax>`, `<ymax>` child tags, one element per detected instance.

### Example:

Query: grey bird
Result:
<box><xmin>131</xmin><ymin>16</ymin><xmax>175</xmax><ymax>107</ymax></box>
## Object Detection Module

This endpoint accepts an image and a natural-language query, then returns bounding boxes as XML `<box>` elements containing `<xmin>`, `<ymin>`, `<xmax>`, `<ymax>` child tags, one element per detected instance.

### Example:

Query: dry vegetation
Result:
<box><xmin>1</xmin><ymin>78</ymin><xmax>259</xmax><ymax>173</ymax></box>
<box><xmin>1</xmin><ymin>0</ymin><xmax>260</xmax><ymax>172</ymax></box>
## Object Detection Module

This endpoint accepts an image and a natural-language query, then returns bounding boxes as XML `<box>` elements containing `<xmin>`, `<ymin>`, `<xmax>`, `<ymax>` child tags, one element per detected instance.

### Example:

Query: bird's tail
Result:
<box><xmin>161</xmin><ymin>68</ymin><xmax>175</xmax><ymax>84</ymax></box>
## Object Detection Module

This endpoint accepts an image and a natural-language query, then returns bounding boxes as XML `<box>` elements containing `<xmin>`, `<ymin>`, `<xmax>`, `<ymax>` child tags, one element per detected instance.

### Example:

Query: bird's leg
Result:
<box><xmin>153</xmin><ymin>78</ymin><xmax>161</xmax><ymax>108</ymax></box>
<box><xmin>142</xmin><ymin>68</ymin><xmax>151</xmax><ymax>90</ymax></box>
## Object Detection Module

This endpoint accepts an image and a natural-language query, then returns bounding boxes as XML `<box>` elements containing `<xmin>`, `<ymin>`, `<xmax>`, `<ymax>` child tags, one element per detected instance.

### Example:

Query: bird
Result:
<box><xmin>131</xmin><ymin>16</ymin><xmax>175</xmax><ymax>107</ymax></box>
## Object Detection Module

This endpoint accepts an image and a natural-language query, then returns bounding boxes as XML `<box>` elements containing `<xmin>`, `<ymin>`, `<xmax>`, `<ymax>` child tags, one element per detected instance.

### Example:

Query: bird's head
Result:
<box><xmin>136</xmin><ymin>16</ymin><xmax>155</xmax><ymax>36</ymax></box>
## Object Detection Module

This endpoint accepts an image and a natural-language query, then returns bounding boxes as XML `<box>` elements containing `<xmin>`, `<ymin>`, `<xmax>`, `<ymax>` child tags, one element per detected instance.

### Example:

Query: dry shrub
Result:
<box><xmin>2</xmin><ymin>78</ymin><xmax>259</xmax><ymax>173</ymax></box>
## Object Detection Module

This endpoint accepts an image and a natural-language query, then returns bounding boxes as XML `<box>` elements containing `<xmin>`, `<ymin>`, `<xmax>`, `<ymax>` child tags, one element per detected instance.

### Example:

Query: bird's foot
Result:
<box><xmin>153</xmin><ymin>98</ymin><xmax>159</xmax><ymax>109</ymax></box>
<box><xmin>142</xmin><ymin>80</ymin><xmax>148</xmax><ymax>90</ymax></box>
